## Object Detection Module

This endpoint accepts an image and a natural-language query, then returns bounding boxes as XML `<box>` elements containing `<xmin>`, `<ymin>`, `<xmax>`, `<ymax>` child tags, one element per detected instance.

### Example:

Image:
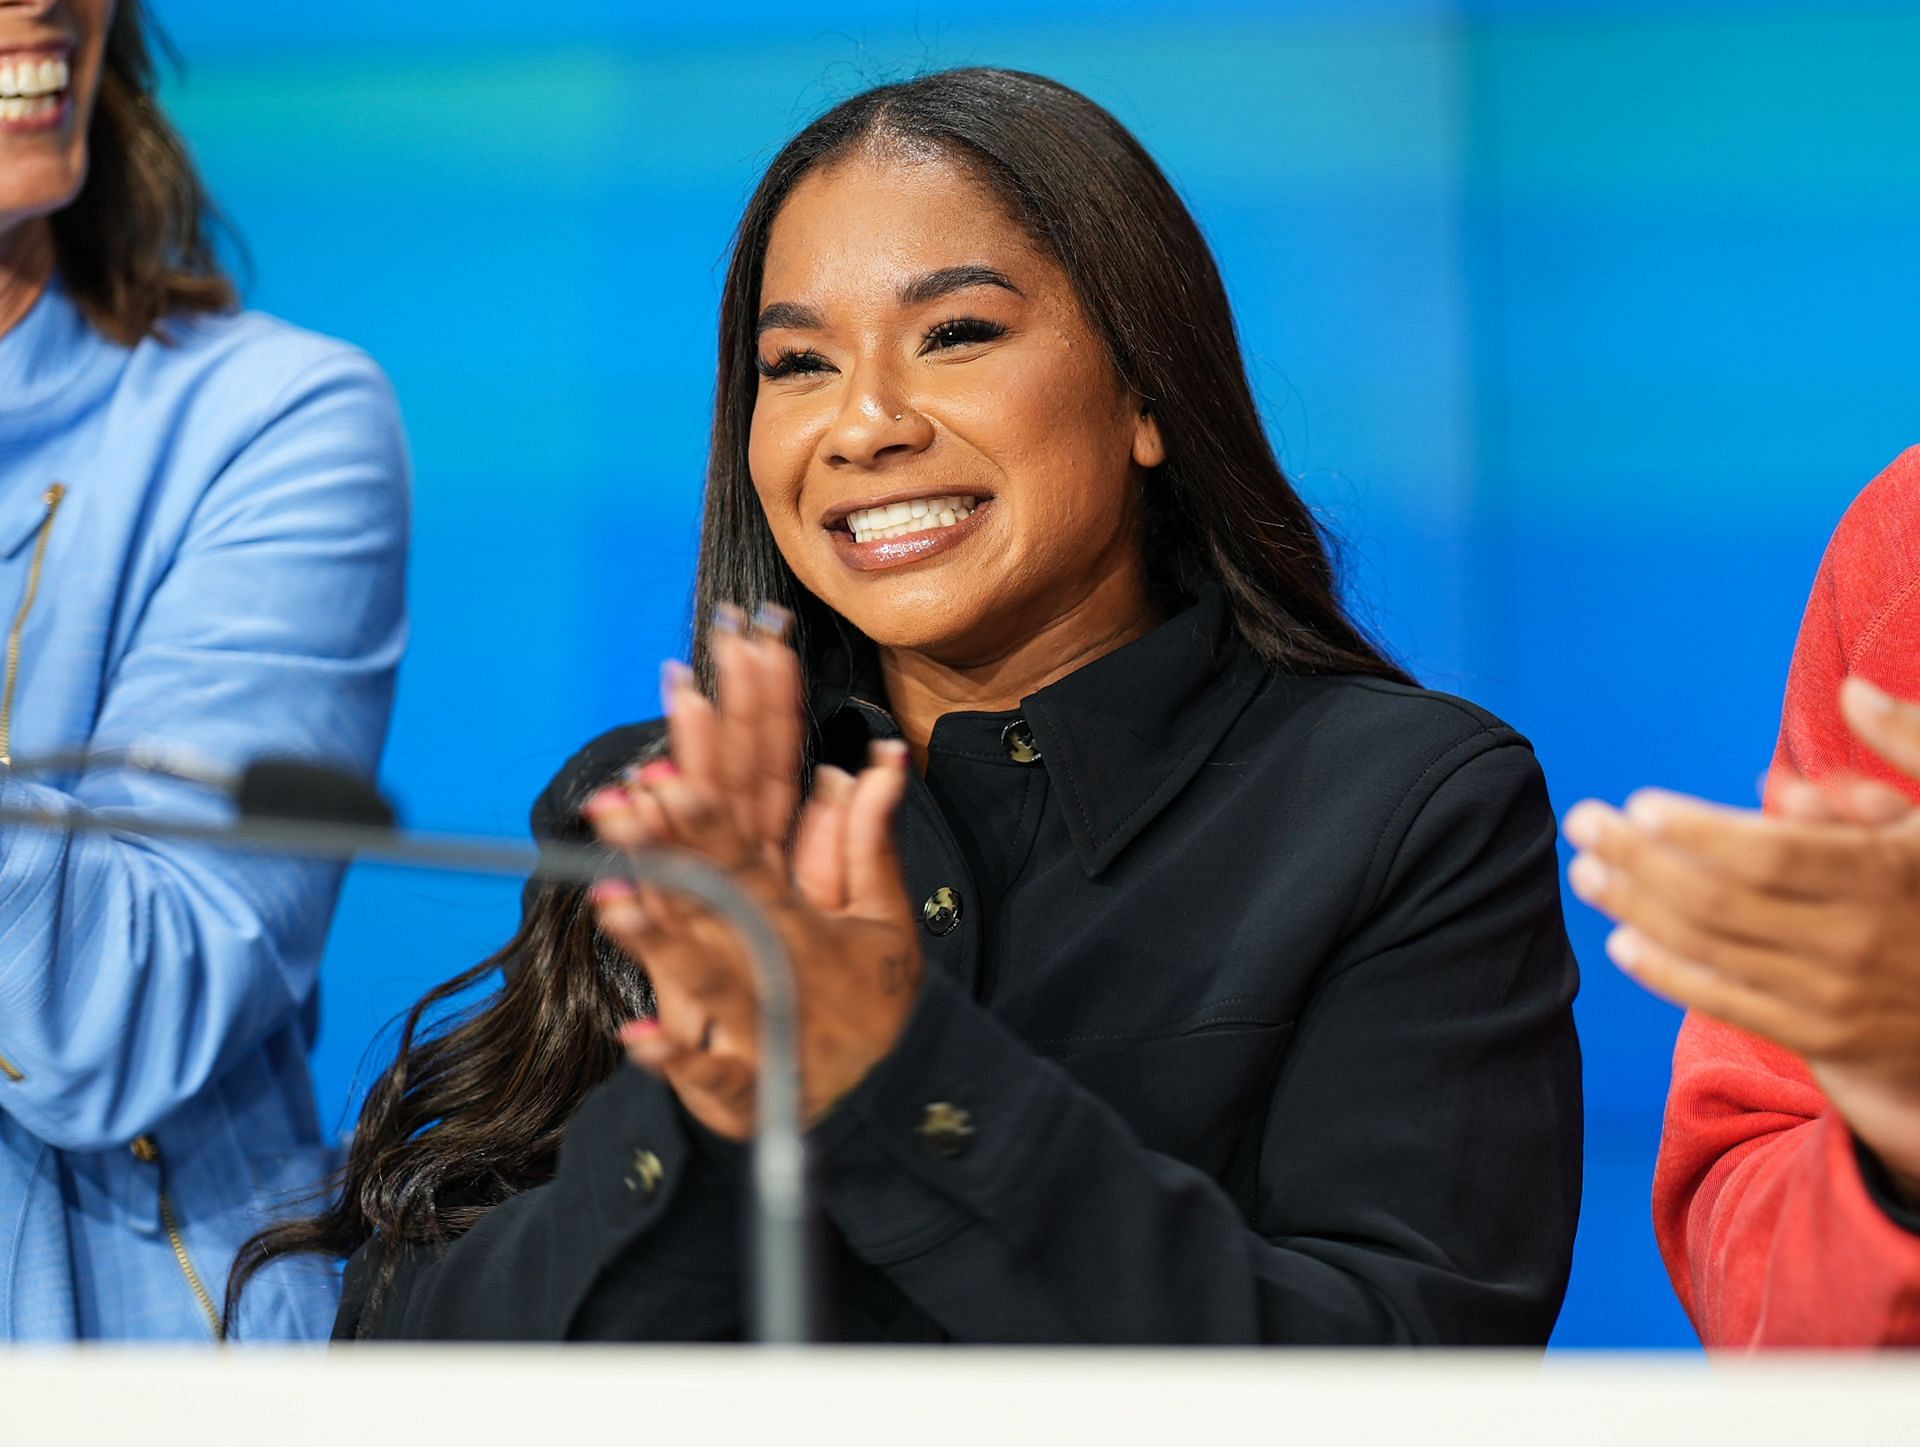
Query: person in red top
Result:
<box><xmin>1562</xmin><ymin>445</ymin><xmax>1920</xmax><ymax>1347</ymax></box>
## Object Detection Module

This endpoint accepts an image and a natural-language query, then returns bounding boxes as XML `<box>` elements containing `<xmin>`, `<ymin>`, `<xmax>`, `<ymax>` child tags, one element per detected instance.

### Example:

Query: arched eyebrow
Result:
<box><xmin>756</xmin><ymin>301</ymin><xmax>824</xmax><ymax>338</ymax></box>
<box><xmin>899</xmin><ymin>265</ymin><xmax>1023</xmax><ymax>307</ymax></box>
<box><xmin>755</xmin><ymin>266</ymin><xmax>1022</xmax><ymax>339</ymax></box>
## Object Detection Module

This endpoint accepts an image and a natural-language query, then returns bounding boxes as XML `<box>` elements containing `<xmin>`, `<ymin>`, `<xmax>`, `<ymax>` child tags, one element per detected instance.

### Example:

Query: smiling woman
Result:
<box><xmin>238</xmin><ymin>68</ymin><xmax>1581</xmax><ymax>1347</ymax></box>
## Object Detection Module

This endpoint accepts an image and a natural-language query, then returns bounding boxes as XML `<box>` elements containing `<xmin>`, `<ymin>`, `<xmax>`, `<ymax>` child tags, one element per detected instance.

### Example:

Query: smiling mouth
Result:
<box><xmin>837</xmin><ymin>493</ymin><xmax>980</xmax><ymax>544</ymax></box>
<box><xmin>0</xmin><ymin>52</ymin><xmax>69</xmax><ymax>126</ymax></box>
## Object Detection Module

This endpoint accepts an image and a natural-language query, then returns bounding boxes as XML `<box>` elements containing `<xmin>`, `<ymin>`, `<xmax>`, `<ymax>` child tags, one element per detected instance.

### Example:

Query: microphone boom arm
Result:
<box><xmin>0</xmin><ymin>786</ymin><xmax>810</xmax><ymax>1346</ymax></box>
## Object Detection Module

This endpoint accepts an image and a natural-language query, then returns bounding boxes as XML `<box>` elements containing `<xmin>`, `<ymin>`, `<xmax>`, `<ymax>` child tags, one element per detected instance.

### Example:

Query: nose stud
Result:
<box><xmin>892</xmin><ymin>413</ymin><xmax>903</xmax><ymax>421</ymax></box>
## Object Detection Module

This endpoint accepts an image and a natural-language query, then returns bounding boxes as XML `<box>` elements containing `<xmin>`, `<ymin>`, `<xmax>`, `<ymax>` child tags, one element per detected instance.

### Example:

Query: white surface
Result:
<box><xmin>4</xmin><ymin>1349</ymin><xmax>1916</xmax><ymax>1446</ymax></box>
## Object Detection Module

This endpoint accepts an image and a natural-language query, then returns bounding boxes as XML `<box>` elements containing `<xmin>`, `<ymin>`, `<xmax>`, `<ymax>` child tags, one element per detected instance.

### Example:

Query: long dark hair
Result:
<box><xmin>50</xmin><ymin>2</ymin><xmax>237</xmax><ymax>345</ymax></box>
<box><xmin>229</xmin><ymin>67</ymin><xmax>1408</xmax><ymax>1335</ymax></box>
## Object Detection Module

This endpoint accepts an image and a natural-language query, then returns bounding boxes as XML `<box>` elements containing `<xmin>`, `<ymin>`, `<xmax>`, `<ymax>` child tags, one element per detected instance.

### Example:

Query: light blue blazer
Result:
<box><xmin>0</xmin><ymin>278</ymin><xmax>408</xmax><ymax>1340</ymax></box>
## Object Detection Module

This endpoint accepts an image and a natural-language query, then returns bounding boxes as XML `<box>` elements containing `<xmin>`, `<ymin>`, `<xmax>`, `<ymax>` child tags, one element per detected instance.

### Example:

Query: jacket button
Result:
<box><xmin>916</xmin><ymin>1102</ymin><xmax>976</xmax><ymax>1159</ymax></box>
<box><xmin>624</xmin><ymin>1147</ymin><xmax>664</xmax><ymax>1201</ymax></box>
<box><xmin>1001</xmin><ymin>718</ymin><xmax>1041</xmax><ymax>764</ymax></box>
<box><xmin>130</xmin><ymin>1134</ymin><xmax>160</xmax><ymax>1164</ymax></box>
<box><xmin>920</xmin><ymin>886</ymin><xmax>962</xmax><ymax>936</ymax></box>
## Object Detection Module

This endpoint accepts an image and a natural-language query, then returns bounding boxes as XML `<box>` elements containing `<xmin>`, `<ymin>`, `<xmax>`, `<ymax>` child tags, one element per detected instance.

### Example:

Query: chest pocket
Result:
<box><xmin>1045</xmin><ymin>1021</ymin><xmax>1295</xmax><ymax>1189</ymax></box>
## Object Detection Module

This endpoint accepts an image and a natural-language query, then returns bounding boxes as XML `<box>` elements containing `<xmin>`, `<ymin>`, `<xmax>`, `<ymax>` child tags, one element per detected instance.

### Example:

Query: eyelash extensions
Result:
<box><xmin>755</xmin><ymin>316</ymin><xmax>1010</xmax><ymax>379</ymax></box>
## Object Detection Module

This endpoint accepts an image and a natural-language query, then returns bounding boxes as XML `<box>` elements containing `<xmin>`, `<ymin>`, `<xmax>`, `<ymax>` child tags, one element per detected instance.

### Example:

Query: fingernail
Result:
<box><xmin>590</xmin><ymin>878</ymin><xmax>635</xmax><ymax>905</ymax></box>
<box><xmin>660</xmin><ymin>660</ymin><xmax>692</xmax><ymax>716</ymax></box>
<box><xmin>874</xmin><ymin>739</ymin><xmax>910</xmax><ymax>769</ymax></box>
<box><xmin>618</xmin><ymin>1018</ymin><xmax>660</xmax><ymax>1043</ymax></box>
<box><xmin>1568</xmin><ymin>854</ymin><xmax>1610</xmax><ymax>902</ymax></box>
<box><xmin>1624</xmin><ymin>792</ymin><xmax>1669</xmax><ymax>835</ymax></box>
<box><xmin>714</xmin><ymin>602</ymin><xmax>747</xmax><ymax>635</ymax></box>
<box><xmin>816</xmin><ymin>764</ymin><xmax>856</xmax><ymax>801</ymax></box>
<box><xmin>1845</xmin><ymin>676</ymin><xmax>1894</xmax><ymax>716</ymax></box>
<box><xmin>638</xmin><ymin>760</ymin><xmax>679</xmax><ymax>785</ymax></box>
<box><xmin>752</xmin><ymin>602</ymin><xmax>793</xmax><ymax>639</ymax></box>
<box><xmin>1562</xmin><ymin>803</ymin><xmax>1605</xmax><ymax>848</ymax></box>
<box><xmin>581</xmin><ymin>786</ymin><xmax>627</xmax><ymax>817</ymax></box>
<box><xmin>1606</xmin><ymin>928</ymin><xmax>1643</xmax><ymax>969</ymax></box>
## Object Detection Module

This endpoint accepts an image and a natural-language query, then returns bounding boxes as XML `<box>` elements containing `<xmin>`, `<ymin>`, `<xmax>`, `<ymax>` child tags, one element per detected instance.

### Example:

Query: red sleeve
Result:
<box><xmin>1652</xmin><ymin>446</ymin><xmax>1920</xmax><ymax>1346</ymax></box>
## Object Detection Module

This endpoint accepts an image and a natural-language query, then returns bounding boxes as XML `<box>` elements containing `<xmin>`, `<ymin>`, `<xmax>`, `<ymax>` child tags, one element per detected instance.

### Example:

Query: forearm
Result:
<box><xmin>0</xmin><ymin>775</ymin><xmax>343</xmax><ymax>1147</ymax></box>
<box><xmin>1690</xmin><ymin>1114</ymin><xmax>1920</xmax><ymax>1345</ymax></box>
<box><xmin>815</xmin><ymin>974</ymin><xmax>1550</xmax><ymax>1345</ymax></box>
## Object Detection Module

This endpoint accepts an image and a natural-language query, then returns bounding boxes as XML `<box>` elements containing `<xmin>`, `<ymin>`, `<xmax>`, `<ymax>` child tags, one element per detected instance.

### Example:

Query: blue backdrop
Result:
<box><xmin>153</xmin><ymin>0</ymin><xmax>1920</xmax><ymax>1347</ymax></box>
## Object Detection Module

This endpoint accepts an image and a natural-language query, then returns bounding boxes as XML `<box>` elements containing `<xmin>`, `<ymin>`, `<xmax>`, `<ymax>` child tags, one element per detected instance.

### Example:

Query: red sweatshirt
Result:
<box><xmin>1653</xmin><ymin>446</ymin><xmax>1920</xmax><ymax>1346</ymax></box>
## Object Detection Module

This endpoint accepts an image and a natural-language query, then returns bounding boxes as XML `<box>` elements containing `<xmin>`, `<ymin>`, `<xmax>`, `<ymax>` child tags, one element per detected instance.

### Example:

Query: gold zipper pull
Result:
<box><xmin>0</xmin><ymin>481</ymin><xmax>67</xmax><ymax>768</ymax></box>
<box><xmin>131</xmin><ymin>1133</ymin><xmax>226</xmax><ymax>1340</ymax></box>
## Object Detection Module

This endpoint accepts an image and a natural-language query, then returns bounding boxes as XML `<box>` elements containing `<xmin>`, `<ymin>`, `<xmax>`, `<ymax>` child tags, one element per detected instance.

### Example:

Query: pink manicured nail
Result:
<box><xmin>618</xmin><ymin>1018</ymin><xmax>660</xmax><ymax>1043</ymax></box>
<box><xmin>638</xmin><ymin>760</ymin><xmax>679</xmax><ymax>785</ymax></box>
<box><xmin>581</xmin><ymin>786</ymin><xmax>628</xmax><ymax>817</ymax></box>
<box><xmin>874</xmin><ymin>739</ymin><xmax>910</xmax><ymax>769</ymax></box>
<box><xmin>590</xmin><ymin>878</ymin><xmax>634</xmax><ymax>905</ymax></box>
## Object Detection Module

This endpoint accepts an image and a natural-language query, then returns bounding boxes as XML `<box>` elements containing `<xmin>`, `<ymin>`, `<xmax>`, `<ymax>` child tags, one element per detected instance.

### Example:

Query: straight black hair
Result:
<box><xmin>229</xmin><ymin>66</ymin><xmax>1408</xmax><ymax>1336</ymax></box>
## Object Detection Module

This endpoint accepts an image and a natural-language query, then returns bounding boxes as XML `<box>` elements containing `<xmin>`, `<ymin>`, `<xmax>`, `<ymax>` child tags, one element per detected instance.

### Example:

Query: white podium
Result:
<box><xmin>6</xmin><ymin>1349</ymin><xmax>1916</xmax><ymax>1446</ymax></box>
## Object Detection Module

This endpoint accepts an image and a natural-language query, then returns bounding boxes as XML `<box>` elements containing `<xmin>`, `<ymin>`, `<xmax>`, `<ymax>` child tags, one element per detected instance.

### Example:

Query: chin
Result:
<box><xmin>0</xmin><ymin>162</ymin><xmax>85</xmax><ymax>220</ymax></box>
<box><xmin>836</xmin><ymin>595</ymin><xmax>1005</xmax><ymax>659</ymax></box>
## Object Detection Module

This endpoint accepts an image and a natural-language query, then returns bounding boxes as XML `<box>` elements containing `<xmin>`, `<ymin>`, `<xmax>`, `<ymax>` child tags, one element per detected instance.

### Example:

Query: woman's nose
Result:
<box><xmin>820</xmin><ymin>373</ymin><xmax>934</xmax><ymax>470</ymax></box>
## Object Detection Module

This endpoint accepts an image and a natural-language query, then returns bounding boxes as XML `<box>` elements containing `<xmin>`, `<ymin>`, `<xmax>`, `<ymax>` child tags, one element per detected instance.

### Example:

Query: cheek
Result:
<box><xmin>954</xmin><ymin>350</ymin><xmax>1137</xmax><ymax>525</ymax></box>
<box><xmin>746</xmin><ymin>404</ymin><xmax>804</xmax><ymax>513</ymax></box>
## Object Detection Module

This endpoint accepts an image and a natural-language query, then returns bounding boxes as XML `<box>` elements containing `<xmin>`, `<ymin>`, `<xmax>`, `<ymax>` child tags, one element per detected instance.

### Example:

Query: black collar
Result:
<box><xmin>807</xmin><ymin>580</ymin><xmax>1268</xmax><ymax>877</ymax></box>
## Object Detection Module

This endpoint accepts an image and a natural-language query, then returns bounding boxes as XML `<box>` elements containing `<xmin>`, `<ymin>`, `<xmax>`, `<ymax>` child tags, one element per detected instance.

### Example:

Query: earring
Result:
<box><xmin>892</xmin><ymin>413</ymin><xmax>904</xmax><ymax>421</ymax></box>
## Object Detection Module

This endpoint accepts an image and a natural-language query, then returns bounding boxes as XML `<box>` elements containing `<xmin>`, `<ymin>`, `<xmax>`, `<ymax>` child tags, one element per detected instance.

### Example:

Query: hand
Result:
<box><xmin>1563</xmin><ymin>677</ymin><xmax>1920</xmax><ymax>1204</ymax></box>
<box><xmin>585</xmin><ymin>605</ymin><xmax>924</xmax><ymax>1141</ymax></box>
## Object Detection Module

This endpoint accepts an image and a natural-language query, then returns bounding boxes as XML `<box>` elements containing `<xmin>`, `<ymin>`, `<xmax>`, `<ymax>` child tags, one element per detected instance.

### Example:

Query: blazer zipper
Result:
<box><xmin>132</xmin><ymin>1133</ymin><xmax>226</xmax><ymax>1340</ymax></box>
<box><xmin>0</xmin><ymin>484</ymin><xmax>66</xmax><ymax>1086</ymax></box>
<box><xmin>0</xmin><ymin>482</ymin><xmax>67</xmax><ymax>766</ymax></box>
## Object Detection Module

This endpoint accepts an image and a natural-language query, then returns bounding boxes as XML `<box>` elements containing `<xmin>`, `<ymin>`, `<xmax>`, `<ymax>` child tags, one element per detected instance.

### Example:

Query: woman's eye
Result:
<box><xmin>922</xmin><ymin>318</ymin><xmax>1008</xmax><ymax>353</ymax></box>
<box><xmin>757</xmin><ymin>349</ymin><xmax>833</xmax><ymax>380</ymax></box>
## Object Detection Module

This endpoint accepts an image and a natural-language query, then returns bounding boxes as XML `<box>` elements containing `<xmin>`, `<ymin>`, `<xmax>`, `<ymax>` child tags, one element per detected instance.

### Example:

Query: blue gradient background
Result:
<box><xmin>151</xmin><ymin>0</ymin><xmax>1920</xmax><ymax>1347</ymax></box>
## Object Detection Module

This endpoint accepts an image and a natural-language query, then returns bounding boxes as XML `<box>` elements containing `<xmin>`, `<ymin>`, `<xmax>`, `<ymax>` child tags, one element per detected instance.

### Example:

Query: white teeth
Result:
<box><xmin>0</xmin><ymin>56</ymin><xmax>66</xmax><ymax>99</ymax></box>
<box><xmin>845</xmin><ymin>494</ymin><xmax>982</xmax><ymax>544</ymax></box>
<box><xmin>0</xmin><ymin>94</ymin><xmax>56</xmax><ymax>122</ymax></box>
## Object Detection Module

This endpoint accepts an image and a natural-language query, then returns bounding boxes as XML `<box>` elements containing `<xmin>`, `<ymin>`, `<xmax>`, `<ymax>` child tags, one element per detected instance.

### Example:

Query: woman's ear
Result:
<box><xmin>1131</xmin><ymin>408</ymin><xmax>1166</xmax><ymax>470</ymax></box>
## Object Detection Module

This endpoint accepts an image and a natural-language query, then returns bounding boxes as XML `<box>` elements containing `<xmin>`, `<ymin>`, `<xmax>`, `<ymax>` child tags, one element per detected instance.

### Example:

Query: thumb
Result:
<box><xmin>1841</xmin><ymin>677</ymin><xmax>1920</xmax><ymax>781</ymax></box>
<box><xmin>844</xmin><ymin>740</ymin><xmax>915</xmax><ymax>923</ymax></box>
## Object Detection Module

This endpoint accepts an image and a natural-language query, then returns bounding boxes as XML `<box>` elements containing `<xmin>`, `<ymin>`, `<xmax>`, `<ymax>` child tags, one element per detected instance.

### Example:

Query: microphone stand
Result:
<box><xmin>0</xmin><ymin>758</ymin><xmax>811</xmax><ymax>1346</ymax></box>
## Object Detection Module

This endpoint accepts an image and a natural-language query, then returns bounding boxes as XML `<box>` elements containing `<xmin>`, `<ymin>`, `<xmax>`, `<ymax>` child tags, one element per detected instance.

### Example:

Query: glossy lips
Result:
<box><xmin>829</xmin><ymin>496</ymin><xmax>994</xmax><ymax>572</ymax></box>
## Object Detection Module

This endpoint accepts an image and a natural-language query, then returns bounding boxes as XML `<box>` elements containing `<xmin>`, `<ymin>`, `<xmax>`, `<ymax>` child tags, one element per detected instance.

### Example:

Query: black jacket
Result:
<box><xmin>338</xmin><ymin>585</ymin><xmax>1582</xmax><ymax>1344</ymax></box>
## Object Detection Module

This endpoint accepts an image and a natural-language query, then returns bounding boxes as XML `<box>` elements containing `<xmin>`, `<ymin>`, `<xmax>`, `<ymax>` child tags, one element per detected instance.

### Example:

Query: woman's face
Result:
<box><xmin>748</xmin><ymin>146</ymin><xmax>1164</xmax><ymax>665</ymax></box>
<box><xmin>0</xmin><ymin>0</ymin><xmax>112</xmax><ymax>241</ymax></box>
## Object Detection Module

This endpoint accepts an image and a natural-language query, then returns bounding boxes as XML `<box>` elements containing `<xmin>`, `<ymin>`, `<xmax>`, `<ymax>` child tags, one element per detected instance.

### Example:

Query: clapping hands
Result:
<box><xmin>1564</xmin><ymin>677</ymin><xmax>1920</xmax><ymax>1201</ymax></box>
<box><xmin>583</xmin><ymin>605</ymin><xmax>924</xmax><ymax>1142</ymax></box>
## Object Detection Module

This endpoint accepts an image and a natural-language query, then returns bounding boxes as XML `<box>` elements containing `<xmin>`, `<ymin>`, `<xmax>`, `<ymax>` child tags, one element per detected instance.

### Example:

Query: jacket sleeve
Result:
<box><xmin>0</xmin><ymin>348</ymin><xmax>408</xmax><ymax>1150</ymax></box>
<box><xmin>342</xmin><ymin>1068</ymin><xmax>746</xmax><ymax>1341</ymax></box>
<box><xmin>1652</xmin><ymin>448</ymin><xmax>1920</xmax><ymax>1346</ymax></box>
<box><xmin>810</xmin><ymin>735</ymin><xmax>1582</xmax><ymax>1344</ymax></box>
<box><xmin>1654</xmin><ymin>1015</ymin><xmax>1920</xmax><ymax>1346</ymax></box>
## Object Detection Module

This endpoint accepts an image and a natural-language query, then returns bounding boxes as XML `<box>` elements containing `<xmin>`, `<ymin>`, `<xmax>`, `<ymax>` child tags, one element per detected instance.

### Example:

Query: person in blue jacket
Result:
<box><xmin>0</xmin><ymin>1</ymin><xmax>407</xmax><ymax>1339</ymax></box>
